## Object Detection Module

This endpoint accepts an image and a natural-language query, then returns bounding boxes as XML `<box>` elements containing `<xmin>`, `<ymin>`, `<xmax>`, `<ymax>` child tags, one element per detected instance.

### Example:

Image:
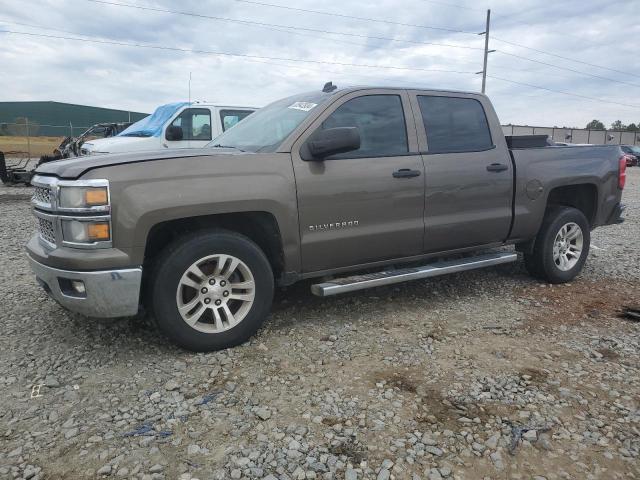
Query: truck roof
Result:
<box><xmin>327</xmin><ymin>85</ymin><xmax>487</xmax><ymax>97</ymax></box>
<box><xmin>184</xmin><ymin>102</ymin><xmax>258</xmax><ymax>109</ymax></box>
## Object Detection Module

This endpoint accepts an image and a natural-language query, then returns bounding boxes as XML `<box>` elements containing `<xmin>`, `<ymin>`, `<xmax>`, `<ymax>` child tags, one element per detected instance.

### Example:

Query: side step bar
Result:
<box><xmin>311</xmin><ymin>252</ymin><xmax>518</xmax><ymax>297</ymax></box>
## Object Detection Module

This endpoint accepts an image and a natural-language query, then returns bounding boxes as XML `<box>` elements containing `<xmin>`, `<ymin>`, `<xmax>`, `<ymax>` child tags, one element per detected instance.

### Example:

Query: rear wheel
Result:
<box><xmin>150</xmin><ymin>230</ymin><xmax>274</xmax><ymax>351</ymax></box>
<box><xmin>524</xmin><ymin>207</ymin><xmax>590</xmax><ymax>283</ymax></box>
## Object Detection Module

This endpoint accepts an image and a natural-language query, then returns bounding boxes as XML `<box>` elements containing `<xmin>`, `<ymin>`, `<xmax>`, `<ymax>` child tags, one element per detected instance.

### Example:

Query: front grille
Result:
<box><xmin>33</xmin><ymin>186</ymin><xmax>52</xmax><ymax>206</ymax></box>
<box><xmin>36</xmin><ymin>217</ymin><xmax>56</xmax><ymax>245</ymax></box>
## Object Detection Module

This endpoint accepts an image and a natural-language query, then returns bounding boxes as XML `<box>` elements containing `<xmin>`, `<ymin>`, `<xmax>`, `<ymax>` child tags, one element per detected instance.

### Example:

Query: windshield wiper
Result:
<box><xmin>211</xmin><ymin>144</ymin><xmax>245</xmax><ymax>152</ymax></box>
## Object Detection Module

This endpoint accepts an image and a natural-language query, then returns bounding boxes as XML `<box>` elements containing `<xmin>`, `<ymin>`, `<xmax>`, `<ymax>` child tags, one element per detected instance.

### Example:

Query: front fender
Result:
<box><xmin>82</xmin><ymin>152</ymin><xmax>300</xmax><ymax>271</ymax></box>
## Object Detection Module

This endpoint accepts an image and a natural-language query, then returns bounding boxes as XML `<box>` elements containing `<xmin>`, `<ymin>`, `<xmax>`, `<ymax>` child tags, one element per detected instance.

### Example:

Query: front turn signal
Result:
<box><xmin>87</xmin><ymin>222</ymin><xmax>111</xmax><ymax>241</ymax></box>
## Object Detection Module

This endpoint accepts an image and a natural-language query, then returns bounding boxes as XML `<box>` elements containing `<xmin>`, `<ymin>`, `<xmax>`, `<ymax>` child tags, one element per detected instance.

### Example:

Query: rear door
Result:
<box><xmin>409</xmin><ymin>92</ymin><xmax>513</xmax><ymax>252</ymax></box>
<box><xmin>164</xmin><ymin>107</ymin><xmax>213</xmax><ymax>149</ymax></box>
<box><xmin>291</xmin><ymin>89</ymin><xmax>425</xmax><ymax>273</ymax></box>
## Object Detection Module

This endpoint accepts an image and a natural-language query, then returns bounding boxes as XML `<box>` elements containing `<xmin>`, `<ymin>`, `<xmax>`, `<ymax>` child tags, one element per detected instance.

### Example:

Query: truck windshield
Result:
<box><xmin>207</xmin><ymin>92</ymin><xmax>332</xmax><ymax>152</ymax></box>
<box><xmin>119</xmin><ymin>102</ymin><xmax>188</xmax><ymax>138</ymax></box>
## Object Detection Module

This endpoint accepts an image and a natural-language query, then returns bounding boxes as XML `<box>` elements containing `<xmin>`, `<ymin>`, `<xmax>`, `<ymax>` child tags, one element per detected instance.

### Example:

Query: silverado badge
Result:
<box><xmin>308</xmin><ymin>220</ymin><xmax>359</xmax><ymax>231</ymax></box>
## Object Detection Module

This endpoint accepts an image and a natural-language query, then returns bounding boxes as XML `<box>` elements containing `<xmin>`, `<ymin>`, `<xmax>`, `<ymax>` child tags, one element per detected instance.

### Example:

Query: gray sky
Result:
<box><xmin>1</xmin><ymin>0</ymin><xmax>639</xmax><ymax>128</ymax></box>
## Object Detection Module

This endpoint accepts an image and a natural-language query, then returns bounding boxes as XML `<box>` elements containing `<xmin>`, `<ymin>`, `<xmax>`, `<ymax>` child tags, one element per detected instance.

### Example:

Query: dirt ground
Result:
<box><xmin>0</xmin><ymin>136</ymin><xmax>63</xmax><ymax>157</ymax></box>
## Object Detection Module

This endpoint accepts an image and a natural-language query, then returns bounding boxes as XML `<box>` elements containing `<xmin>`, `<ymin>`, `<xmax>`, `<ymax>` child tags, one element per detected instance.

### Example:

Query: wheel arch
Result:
<box><xmin>545</xmin><ymin>183</ymin><xmax>599</xmax><ymax>227</ymax></box>
<box><xmin>517</xmin><ymin>183</ymin><xmax>598</xmax><ymax>255</ymax></box>
<box><xmin>143</xmin><ymin>211</ymin><xmax>285</xmax><ymax>281</ymax></box>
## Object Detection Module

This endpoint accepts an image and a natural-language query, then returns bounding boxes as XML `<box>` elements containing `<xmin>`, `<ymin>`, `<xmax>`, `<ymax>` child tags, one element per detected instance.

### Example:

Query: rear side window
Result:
<box><xmin>321</xmin><ymin>95</ymin><xmax>408</xmax><ymax>159</ymax></box>
<box><xmin>418</xmin><ymin>96</ymin><xmax>493</xmax><ymax>154</ymax></box>
<box><xmin>220</xmin><ymin>109</ymin><xmax>254</xmax><ymax>131</ymax></box>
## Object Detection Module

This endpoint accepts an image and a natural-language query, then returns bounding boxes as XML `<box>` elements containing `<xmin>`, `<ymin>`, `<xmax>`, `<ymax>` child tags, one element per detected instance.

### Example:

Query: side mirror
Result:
<box><xmin>305</xmin><ymin>127</ymin><xmax>360</xmax><ymax>160</ymax></box>
<box><xmin>166</xmin><ymin>125</ymin><xmax>183</xmax><ymax>141</ymax></box>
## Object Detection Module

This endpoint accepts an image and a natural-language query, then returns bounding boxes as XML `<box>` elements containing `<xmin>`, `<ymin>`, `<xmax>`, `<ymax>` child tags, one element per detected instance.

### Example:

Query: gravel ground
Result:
<box><xmin>1</xmin><ymin>170</ymin><xmax>639</xmax><ymax>480</ymax></box>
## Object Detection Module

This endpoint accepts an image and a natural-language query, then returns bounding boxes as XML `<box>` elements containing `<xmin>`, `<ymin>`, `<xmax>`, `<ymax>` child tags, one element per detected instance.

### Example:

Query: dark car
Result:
<box><xmin>621</xmin><ymin>145</ymin><xmax>640</xmax><ymax>166</ymax></box>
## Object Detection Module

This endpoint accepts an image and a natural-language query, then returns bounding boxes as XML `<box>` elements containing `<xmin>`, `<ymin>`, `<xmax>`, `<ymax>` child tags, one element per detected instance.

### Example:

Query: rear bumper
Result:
<box><xmin>28</xmin><ymin>256</ymin><xmax>142</xmax><ymax>318</ymax></box>
<box><xmin>605</xmin><ymin>203</ymin><xmax>625</xmax><ymax>225</ymax></box>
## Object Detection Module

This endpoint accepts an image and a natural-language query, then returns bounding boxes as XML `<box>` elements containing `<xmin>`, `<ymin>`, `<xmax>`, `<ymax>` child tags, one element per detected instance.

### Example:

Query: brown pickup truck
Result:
<box><xmin>27</xmin><ymin>84</ymin><xmax>626</xmax><ymax>351</ymax></box>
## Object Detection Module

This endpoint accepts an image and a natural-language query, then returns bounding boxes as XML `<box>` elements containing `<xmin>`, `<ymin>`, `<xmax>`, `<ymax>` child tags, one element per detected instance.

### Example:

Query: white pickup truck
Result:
<box><xmin>80</xmin><ymin>102</ymin><xmax>256</xmax><ymax>155</ymax></box>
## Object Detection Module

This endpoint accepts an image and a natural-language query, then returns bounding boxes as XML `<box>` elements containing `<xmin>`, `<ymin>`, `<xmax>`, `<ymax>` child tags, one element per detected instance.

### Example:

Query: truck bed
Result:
<box><xmin>508</xmin><ymin>144</ymin><xmax>623</xmax><ymax>241</ymax></box>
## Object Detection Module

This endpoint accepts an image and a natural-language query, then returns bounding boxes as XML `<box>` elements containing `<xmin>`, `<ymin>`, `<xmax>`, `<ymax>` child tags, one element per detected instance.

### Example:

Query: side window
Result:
<box><xmin>169</xmin><ymin>108</ymin><xmax>212</xmax><ymax>141</ymax></box>
<box><xmin>418</xmin><ymin>96</ymin><xmax>493</xmax><ymax>154</ymax></box>
<box><xmin>321</xmin><ymin>95</ymin><xmax>408</xmax><ymax>159</ymax></box>
<box><xmin>220</xmin><ymin>109</ymin><xmax>253</xmax><ymax>131</ymax></box>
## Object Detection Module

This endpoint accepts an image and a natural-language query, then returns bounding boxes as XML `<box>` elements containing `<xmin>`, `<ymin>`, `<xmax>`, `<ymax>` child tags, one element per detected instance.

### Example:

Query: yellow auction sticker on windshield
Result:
<box><xmin>288</xmin><ymin>102</ymin><xmax>317</xmax><ymax>112</ymax></box>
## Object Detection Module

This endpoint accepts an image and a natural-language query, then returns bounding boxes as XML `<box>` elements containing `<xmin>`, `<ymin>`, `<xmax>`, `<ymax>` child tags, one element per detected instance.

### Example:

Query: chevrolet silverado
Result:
<box><xmin>27</xmin><ymin>84</ymin><xmax>626</xmax><ymax>351</ymax></box>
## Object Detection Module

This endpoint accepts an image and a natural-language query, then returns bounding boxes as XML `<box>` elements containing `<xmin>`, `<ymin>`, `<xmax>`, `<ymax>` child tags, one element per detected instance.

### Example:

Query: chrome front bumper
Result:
<box><xmin>28</xmin><ymin>256</ymin><xmax>142</xmax><ymax>318</ymax></box>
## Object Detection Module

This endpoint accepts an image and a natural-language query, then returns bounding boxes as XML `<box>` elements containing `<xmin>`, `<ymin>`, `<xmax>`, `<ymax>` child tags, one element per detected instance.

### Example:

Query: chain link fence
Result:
<box><xmin>0</xmin><ymin>120</ymin><xmax>90</xmax><ymax>159</ymax></box>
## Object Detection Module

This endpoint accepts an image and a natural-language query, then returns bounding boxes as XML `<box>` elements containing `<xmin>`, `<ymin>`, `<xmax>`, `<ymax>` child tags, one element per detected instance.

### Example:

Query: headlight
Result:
<box><xmin>58</xmin><ymin>185</ymin><xmax>109</xmax><ymax>210</ymax></box>
<box><xmin>61</xmin><ymin>219</ymin><xmax>111</xmax><ymax>244</ymax></box>
<box><xmin>31</xmin><ymin>176</ymin><xmax>113</xmax><ymax>250</ymax></box>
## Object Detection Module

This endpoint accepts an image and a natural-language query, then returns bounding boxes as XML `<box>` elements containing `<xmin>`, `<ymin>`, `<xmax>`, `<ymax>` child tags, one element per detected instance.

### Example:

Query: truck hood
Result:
<box><xmin>82</xmin><ymin>136</ymin><xmax>156</xmax><ymax>153</ymax></box>
<box><xmin>36</xmin><ymin>148</ymin><xmax>239</xmax><ymax>179</ymax></box>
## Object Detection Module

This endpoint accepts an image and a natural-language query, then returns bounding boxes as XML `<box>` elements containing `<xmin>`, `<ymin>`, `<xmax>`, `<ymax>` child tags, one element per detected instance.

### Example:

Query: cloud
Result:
<box><xmin>0</xmin><ymin>0</ymin><xmax>638</xmax><ymax>128</ymax></box>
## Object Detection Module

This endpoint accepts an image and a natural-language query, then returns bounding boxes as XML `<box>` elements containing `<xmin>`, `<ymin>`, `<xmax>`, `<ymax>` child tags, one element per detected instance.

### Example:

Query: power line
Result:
<box><xmin>489</xmin><ymin>4</ymin><xmax>546</xmax><ymax>22</ymax></box>
<box><xmin>10</xmin><ymin>16</ymin><xmax>441</xmax><ymax>58</ymax></box>
<box><xmin>492</xmin><ymin>36</ymin><xmax>640</xmax><ymax>79</ymax></box>
<box><xmin>87</xmin><ymin>0</ymin><xmax>640</xmax><ymax>90</ymax></box>
<box><xmin>0</xmin><ymin>18</ymin><xmax>582</xmax><ymax>85</ymax></box>
<box><xmin>231</xmin><ymin>0</ymin><xmax>476</xmax><ymax>34</ymax></box>
<box><xmin>413</xmin><ymin>0</ymin><xmax>640</xmax><ymax>81</ymax></box>
<box><xmin>6</xmin><ymin>4</ymin><xmax>637</xmax><ymax>110</ymax></box>
<box><xmin>0</xmin><ymin>29</ymin><xmax>477</xmax><ymax>75</ymax></box>
<box><xmin>416</xmin><ymin>0</ymin><xmax>483</xmax><ymax>12</ymax></box>
<box><xmin>0</xmin><ymin>19</ymin><xmax>90</xmax><ymax>37</ymax></box>
<box><xmin>3</xmin><ymin>28</ymin><xmax>636</xmax><ymax>111</ymax></box>
<box><xmin>0</xmin><ymin>21</ymin><xmax>351</xmax><ymax>79</ymax></box>
<box><xmin>417</xmin><ymin>0</ymin><xmax>549</xmax><ymax>23</ymax></box>
<box><xmin>0</xmin><ymin>18</ymin><xmax>417</xmax><ymax>53</ymax></box>
<box><xmin>495</xmin><ymin>50</ymin><xmax>640</xmax><ymax>89</ymax></box>
<box><xmin>84</xmin><ymin>0</ymin><xmax>483</xmax><ymax>51</ymax></box>
<box><xmin>0</xmin><ymin>20</ymin><xmax>464</xmax><ymax>82</ymax></box>
<box><xmin>488</xmin><ymin>75</ymin><xmax>640</xmax><ymax>109</ymax></box>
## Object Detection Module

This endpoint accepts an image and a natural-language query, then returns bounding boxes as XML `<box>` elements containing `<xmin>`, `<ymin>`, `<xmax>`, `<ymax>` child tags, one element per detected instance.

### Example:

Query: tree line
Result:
<box><xmin>586</xmin><ymin>119</ymin><xmax>639</xmax><ymax>131</ymax></box>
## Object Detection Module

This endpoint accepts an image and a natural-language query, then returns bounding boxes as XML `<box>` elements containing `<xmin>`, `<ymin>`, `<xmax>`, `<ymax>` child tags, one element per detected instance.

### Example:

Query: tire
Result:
<box><xmin>150</xmin><ymin>230</ymin><xmax>274</xmax><ymax>351</ymax></box>
<box><xmin>524</xmin><ymin>206</ymin><xmax>590</xmax><ymax>284</ymax></box>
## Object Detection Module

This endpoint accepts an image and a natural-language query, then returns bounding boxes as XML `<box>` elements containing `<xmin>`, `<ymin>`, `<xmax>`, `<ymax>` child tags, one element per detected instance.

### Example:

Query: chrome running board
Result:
<box><xmin>311</xmin><ymin>252</ymin><xmax>518</xmax><ymax>297</ymax></box>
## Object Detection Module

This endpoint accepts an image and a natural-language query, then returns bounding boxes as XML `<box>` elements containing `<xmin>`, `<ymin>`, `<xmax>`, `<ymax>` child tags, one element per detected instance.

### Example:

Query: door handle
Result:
<box><xmin>393</xmin><ymin>168</ymin><xmax>421</xmax><ymax>178</ymax></box>
<box><xmin>486</xmin><ymin>163</ymin><xmax>508</xmax><ymax>172</ymax></box>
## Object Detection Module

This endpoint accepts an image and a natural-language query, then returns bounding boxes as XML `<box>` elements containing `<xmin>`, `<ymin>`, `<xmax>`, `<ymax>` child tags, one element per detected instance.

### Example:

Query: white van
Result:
<box><xmin>80</xmin><ymin>102</ymin><xmax>256</xmax><ymax>155</ymax></box>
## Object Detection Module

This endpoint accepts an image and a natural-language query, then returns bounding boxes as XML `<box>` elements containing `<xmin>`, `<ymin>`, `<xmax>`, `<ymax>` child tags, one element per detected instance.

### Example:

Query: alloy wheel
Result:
<box><xmin>552</xmin><ymin>222</ymin><xmax>583</xmax><ymax>271</ymax></box>
<box><xmin>176</xmin><ymin>254</ymin><xmax>256</xmax><ymax>333</ymax></box>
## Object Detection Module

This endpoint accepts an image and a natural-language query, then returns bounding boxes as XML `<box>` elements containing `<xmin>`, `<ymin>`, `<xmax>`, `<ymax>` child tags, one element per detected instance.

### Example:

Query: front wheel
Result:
<box><xmin>150</xmin><ymin>230</ymin><xmax>274</xmax><ymax>351</ymax></box>
<box><xmin>524</xmin><ymin>207</ymin><xmax>590</xmax><ymax>283</ymax></box>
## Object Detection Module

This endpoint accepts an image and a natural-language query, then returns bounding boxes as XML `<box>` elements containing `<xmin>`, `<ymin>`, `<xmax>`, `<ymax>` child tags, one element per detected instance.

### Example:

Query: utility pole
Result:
<box><xmin>477</xmin><ymin>9</ymin><xmax>495</xmax><ymax>94</ymax></box>
<box><xmin>188</xmin><ymin>72</ymin><xmax>192</xmax><ymax>104</ymax></box>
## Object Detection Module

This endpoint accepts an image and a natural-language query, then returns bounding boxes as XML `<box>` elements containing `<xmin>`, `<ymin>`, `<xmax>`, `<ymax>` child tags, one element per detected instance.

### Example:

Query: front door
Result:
<box><xmin>165</xmin><ymin>107</ymin><xmax>213</xmax><ymax>149</ymax></box>
<box><xmin>409</xmin><ymin>92</ymin><xmax>513</xmax><ymax>253</ymax></box>
<box><xmin>291</xmin><ymin>90</ymin><xmax>425</xmax><ymax>273</ymax></box>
